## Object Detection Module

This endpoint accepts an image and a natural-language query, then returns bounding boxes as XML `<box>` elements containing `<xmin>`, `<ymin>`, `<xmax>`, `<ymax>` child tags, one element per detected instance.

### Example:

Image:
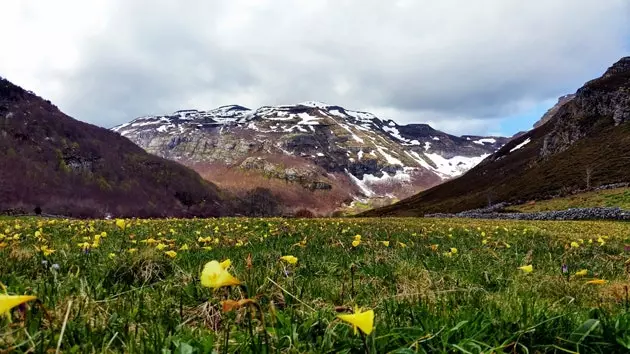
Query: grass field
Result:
<box><xmin>511</xmin><ymin>187</ymin><xmax>630</xmax><ymax>213</ymax></box>
<box><xmin>3</xmin><ymin>217</ymin><xmax>630</xmax><ymax>353</ymax></box>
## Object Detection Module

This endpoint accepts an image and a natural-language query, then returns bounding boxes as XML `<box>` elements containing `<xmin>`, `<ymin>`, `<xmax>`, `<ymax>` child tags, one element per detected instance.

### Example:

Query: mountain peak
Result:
<box><xmin>602</xmin><ymin>56</ymin><xmax>630</xmax><ymax>78</ymax></box>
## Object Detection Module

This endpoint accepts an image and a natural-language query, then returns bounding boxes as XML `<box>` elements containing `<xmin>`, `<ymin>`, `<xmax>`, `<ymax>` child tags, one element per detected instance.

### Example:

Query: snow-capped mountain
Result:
<box><xmin>112</xmin><ymin>102</ymin><xmax>508</xmax><ymax>214</ymax></box>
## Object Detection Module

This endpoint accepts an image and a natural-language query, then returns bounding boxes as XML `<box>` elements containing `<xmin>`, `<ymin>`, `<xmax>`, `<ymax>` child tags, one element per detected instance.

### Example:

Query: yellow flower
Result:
<box><xmin>155</xmin><ymin>243</ymin><xmax>168</xmax><ymax>250</ymax></box>
<box><xmin>518</xmin><ymin>265</ymin><xmax>533</xmax><ymax>273</ymax></box>
<box><xmin>570</xmin><ymin>242</ymin><xmax>580</xmax><ymax>248</ymax></box>
<box><xmin>164</xmin><ymin>250</ymin><xmax>177</xmax><ymax>258</ymax></box>
<box><xmin>398</xmin><ymin>242</ymin><xmax>407</xmax><ymax>248</ymax></box>
<box><xmin>127</xmin><ymin>248</ymin><xmax>138</xmax><ymax>254</ymax></box>
<box><xmin>450</xmin><ymin>247</ymin><xmax>458</xmax><ymax>254</ymax></box>
<box><xmin>586</xmin><ymin>279</ymin><xmax>607</xmax><ymax>285</ymax></box>
<box><xmin>202</xmin><ymin>246</ymin><xmax>213</xmax><ymax>251</ymax></box>
<box><xmin>280</xmin><ymin>255</ymin><xmax>298</xmax><ymax>264</ymax></box>
<box><xmin>574</xmin><ymin>269</ymin><xmax>588</xmax><ymax>276</ymax></box>
<box><xmin>352</xmin><ymin>240</ymin><xmax>361</xmax><ymax>247</ymax></box>
<box><xmin>481</xmin><ymin>239</ymin><xmax>488</xmax><ymax>245</ymax></box>
<box><xmin>179</xmin><ymin>244</ymin><xmax>189</xmax><ymax>251</ymax></box>
<box><xmin>380</xmin><ymin>241</ymin><xmax>390</xmax><ymax>247</ymax></box>
<box><xmin>200</xmin><ymin>260</ymin><xmax>241</xmax><ymax>289</ymax></box>
<box><xmin>0</xmin><ymin>294</ymin><xmax>37</xmax><ymax>317</ymax></box>
<box><xmin>115</xmin><ymin>219</ymin><xmax>126</xmax><ymax>230</ymax></box>
<box><xmin>337</xmin><ymin>306</ymin><xmax>374</xmax><ymax>335</ymax></box>
<box><xmin>429</xmin><ymin>244</ymin><xmax>439</xmax><ymax>251</ymax></box>
<box><xmin>353</xmin><ymin>235</ymin><xmax>361</xmax><ymax>241</ymax></box>
<box><xmin>108</xmin><ymin>253</ymin><xmax>116</xmax><ymax>260</ymax></box>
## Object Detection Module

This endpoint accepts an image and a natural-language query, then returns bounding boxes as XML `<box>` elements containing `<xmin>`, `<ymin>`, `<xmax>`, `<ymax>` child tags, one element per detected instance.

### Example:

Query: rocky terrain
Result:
<box><xmin>366</xmin><ymin>56</ymin><xmax>630</xmax><ymax>217</ymax></box>
<box><xmin>426</xmin><ymin>207</ymin><xmax>630</xmax><ymax>221</ymax></box>
<box><xmin>113</xmin><ymin>102</ymin><xmax>508</xmax><ymax>214</ymax></box>
<box><xmin>0</xmin><ymin>77</ymin><xmax>230</xmax><ymax>218</ymax></box>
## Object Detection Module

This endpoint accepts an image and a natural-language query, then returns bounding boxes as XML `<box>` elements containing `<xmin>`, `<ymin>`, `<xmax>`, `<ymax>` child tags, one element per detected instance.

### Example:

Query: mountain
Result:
<box><xmin>0</xmin><ymin>77</ymin><xmax>228</xmax><ymax>218</ymax></box>
<box><xmin>112</xmin><ymin>102</ymin><xmax>508</xmax><ymax>214</ymax></box>
<box><xmin>364</xmin><ymin>56</ymin><xmax>630</xmax><ymax>217</ymax></box>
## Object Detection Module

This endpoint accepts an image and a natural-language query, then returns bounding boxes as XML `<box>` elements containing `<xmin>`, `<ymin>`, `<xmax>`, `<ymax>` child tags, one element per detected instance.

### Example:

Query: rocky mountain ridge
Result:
<box><xmin>113</xmin><ymin>102</ymin><xmax>509</xmax><ymax>213</ymax></box>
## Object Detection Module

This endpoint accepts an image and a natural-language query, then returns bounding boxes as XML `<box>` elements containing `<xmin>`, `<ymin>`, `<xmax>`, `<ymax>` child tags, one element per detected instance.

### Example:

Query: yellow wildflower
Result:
<box><xmin>352</xmin><ymin>240</ymin><xmax>361</xmax><ymax>247</ymax></box>
<box><xmin>518</xmin><ymin>265</ymin><xmax>533</xmax><ymax>273</ymax></box>
<box><xmin>127</xmin><ymin>248</ymin><xmax>138</xmax><ymax>254</ymax></box>
<box><xmin>450</xmin><ymin>247</ymin><xmax>458</xmax><ymax>254</ymax></box>
<box><xmin>155</xmin><ymin>243</ymin><xmax>168</xmax><ymax>250</ymax></box>
<box><xmin>586</xmin><ymin>279</ymin><xmax>607</xmax><ymax>285</ymax></box>
<box><xmin>398</xmin><ymin>242</ymin><xmax>407</xmax><ymax>248</ymax></box>
<box><xmin>179</xmin><ymin>244</ymin><xmax>189</xmax><ymax>251</ymax></box>
<box><xmin>200</xmin><ymin>260</ymin><xmax>240</xmax><ymax>289</ymax></box>
<box><xmin>280</xmin><ymin>255</ymin><xmax>298</xmax><ymax>264</ymax></box>
<box><xmin>574</xmin><ymin>269</ymin><xmax>588</xmax><ymax>276</ymax></box>
<box><xmin>570</xmin><ymin>242</ymin><xmax>580</xmax><ymax>248</ymax></box>
<box><xmin>108</xmin><ymin>253</ymin><xmax>116</xmax><ymax>260</ymax></box>
<box><xmin>337</xmin><ymin>306</ymin><xmax>374</xmax><ymax>335</ymax></box>
<box><xmin>164</xmin><ymin>250</ymin><xmax>177</xmax><ymax>258</ymax></box>
<box><xmin>0</xmin><ymin>294</ymin><xmax>37</xmax><ymax>318</ymax></box>
<box><xmin>115</xmin><ymin>219</ymin><xmax>126</xmax><ymax>230</ymax></box>
<box><xmin>381</xmin><ymin>241</ymin><xmax>390</xmax><ymax>247</ymax></box>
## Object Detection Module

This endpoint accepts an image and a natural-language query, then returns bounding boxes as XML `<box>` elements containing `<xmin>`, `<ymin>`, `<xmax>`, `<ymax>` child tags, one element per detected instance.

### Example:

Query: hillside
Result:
<box><xmin>365</xmin><ymin>56</ymin><xmax>630</xmax><ymax>217</ymax></box>
<box><xmin>112</xmin><ymin>102</ymin><xmax>508</xmax><ymax>214</ymax></box>
<box><xmin>0</xmin><ymin>77</ymin><xmax>228</xmax><ymax>218</ymax></box>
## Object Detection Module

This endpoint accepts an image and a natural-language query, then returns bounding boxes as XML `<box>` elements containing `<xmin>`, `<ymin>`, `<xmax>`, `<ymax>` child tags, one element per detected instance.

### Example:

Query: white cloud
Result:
<box><xmin>0</xmin><ymin>0</ymin><xmax>628</xmax><ymax>134</ymax></box>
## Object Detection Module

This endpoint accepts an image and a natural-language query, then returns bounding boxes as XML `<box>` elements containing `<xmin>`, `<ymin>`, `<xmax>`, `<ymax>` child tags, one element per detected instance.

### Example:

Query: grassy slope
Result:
<box><xmin>3</xmin><ymin>217</ymin><xmax>630</xmax><ymax>352</ymax></box>
<box><xmin>511</xmin><ymin>187</ymin><xmax>630</xmax><ymax>212</ymax></box>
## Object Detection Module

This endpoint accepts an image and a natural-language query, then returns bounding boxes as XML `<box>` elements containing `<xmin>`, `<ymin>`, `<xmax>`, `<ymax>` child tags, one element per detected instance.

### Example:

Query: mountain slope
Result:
<box><xmin>0</xmin><ymin>77</ymin><xmax>228</xmax><ymax>218</ymax></box>
<box><xmin>364</xmin><ymin>56</ymin><xmax>630</xmax><ymax>217</ymax></box>
<box><xmin>113</xmin><ymin>102</ymin><xmax>508</xmax><ymax>214</ymax></box>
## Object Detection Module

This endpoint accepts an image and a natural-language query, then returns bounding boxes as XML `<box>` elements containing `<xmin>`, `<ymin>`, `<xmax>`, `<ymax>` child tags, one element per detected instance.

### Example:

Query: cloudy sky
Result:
<box><xmin>1</xmin><ymin>1</ymin><xmax>629</xmax><ymax>136</ymax></box>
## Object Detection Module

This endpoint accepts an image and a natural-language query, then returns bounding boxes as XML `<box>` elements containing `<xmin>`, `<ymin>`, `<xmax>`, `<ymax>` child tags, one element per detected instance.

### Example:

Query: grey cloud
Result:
<box><xmin>13</xmin><ymin>0</ymin><xmax>630</xmax><ymax>133</ymax></box>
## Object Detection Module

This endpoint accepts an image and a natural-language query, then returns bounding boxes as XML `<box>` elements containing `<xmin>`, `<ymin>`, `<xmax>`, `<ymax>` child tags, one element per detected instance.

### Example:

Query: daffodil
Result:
<box><xmin>179</xmin><ymin>244</ymin><xmax>189</xmax><ymax>251</ymax></box>
<box><xmin>164</xmin><ymin>250</ymin><xmax>177</xmax><ymax>258</ymax></box>
<box><xmin>108</xmin><ymin>253</ymin><xmax>116</xmax><ymax>260</ymax></box>
<box><xmin>450</xmin><ymin>247</ymin><xmax>458</xmax><ymax>254</ymax></box>
<box><xmin>201</xmin><ymin>260</ymin><xmax>240</xmax><ymax>289</ymax></box>
<box><xmin>586</xmin><ymin>279</ymin><xmax>607</xmax><ymax>285</ymax></box>
<box><xmin>155</xmin><ymin>243</ymin><xmax>168</xmax><ymax>250</ymax></box>
<box><xmin>0</xmin><ymin>294</ymin><xmax>37</xmax><ymax>318</ymax></box>
<box><xmin>352</xmin><ymin>240</ymin><xmax>361</xmax><ymax>247</ymax></box>
<box><xmin>574</xmin><ymin>269</ymin><xmax>588</xmax><ymax>276</ymax></box>
<box><xmin>280</xmin><ymin>255</ymin><xmax>298</xmax><ymax>264</ymax></box>
<box><xmin>570</xmin><ymin>242</ymin><xmax>580</xmax><ymax>248</ymax></box>
<box><xmin>115</xmin><ymin>219</ymin><xmax>126</xmax><ymax>230</ymax></box>
<box><xmin>398</xmin><ymin>242</ymin><xmax>407</xmax><ymax>248</ymax></box>
<box><xmin>518</xmin><ymin>265</ymin><xmax>533</xmax><ymax>273</ymax></box>
<box><xmin>337</xmin><ymin>306</ymin><xmax>374</xmax><ymax>335</ymax></box>
<box><xmin>381</xmin><ymin>241</ymin><xmax>390</xmax><ymax>247</ymax></box>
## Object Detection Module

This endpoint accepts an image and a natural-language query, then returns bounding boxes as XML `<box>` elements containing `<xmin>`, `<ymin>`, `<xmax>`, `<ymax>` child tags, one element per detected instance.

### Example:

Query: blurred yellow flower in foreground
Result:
<box><xmin>201</xmin><ymin>260</ymin><xmax>240</xmax><ymax>289</ymax></box>
<box><xmin>337</xmin><ymin>306</ymin><xmax>374</xmax><ymax>335</ymax></box>
<box><xmin>518</xmin><ymin>265</ymin><xmax>533</xmax><ymax>273</ymax></box>
<box><xmin>280</xmin><ymin>255</ymin><xmax>298</xmax><ymax>264</ymax></box>
<box><xmin>586</xmin><ymin>279</ymin><xmax>607</xmax><ymax>285</ymax></box>
<box><xmin>0</xmin><ymin>294</ymin><xmax>37</xmax><ymax>318</ymax></box>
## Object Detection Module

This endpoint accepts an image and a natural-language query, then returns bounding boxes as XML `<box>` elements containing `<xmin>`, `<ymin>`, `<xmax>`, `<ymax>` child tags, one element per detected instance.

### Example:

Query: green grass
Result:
<box><xmin>512</xmin><ymin>187</ymin><xmax>630</xmax><ymax>213</ymax></box>
<box><xmin>3</xmin><ymin>217</ymin><xmax>630</xmax><ymax>353</ymax></box>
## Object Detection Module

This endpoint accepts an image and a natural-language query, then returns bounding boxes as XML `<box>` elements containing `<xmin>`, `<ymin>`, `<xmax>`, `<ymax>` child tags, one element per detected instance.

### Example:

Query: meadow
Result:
<box><xmin>2</xmin><ymin>217</ymin><xmax>630</xmax><ymax>353</ymax></box>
